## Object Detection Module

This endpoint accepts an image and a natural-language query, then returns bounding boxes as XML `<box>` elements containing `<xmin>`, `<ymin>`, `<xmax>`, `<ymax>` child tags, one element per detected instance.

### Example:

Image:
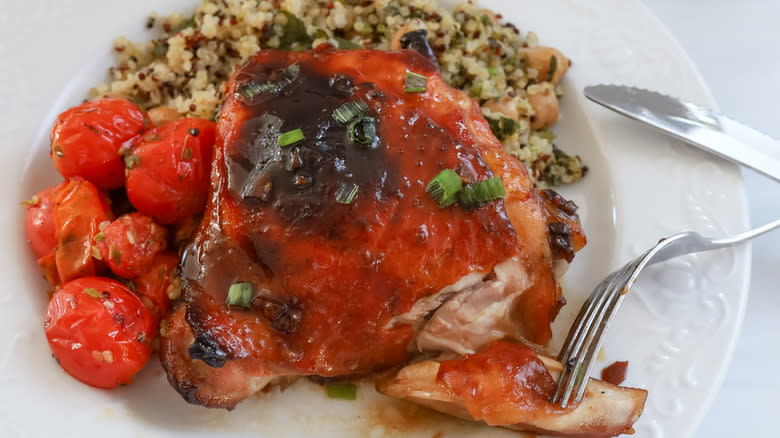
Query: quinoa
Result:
<box><xmin>92</xmin><ymin>0</ymin><xmax>586</xmax><ymax>188</ymax></box>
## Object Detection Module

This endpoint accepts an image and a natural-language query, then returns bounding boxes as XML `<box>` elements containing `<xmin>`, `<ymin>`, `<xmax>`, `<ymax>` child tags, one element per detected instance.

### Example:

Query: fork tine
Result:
<box><xmin>553</xmin><ymin>277</ymin><xmax>616</xmax><ymax>406</ymax></box>
<box><xmin>572</xmin><ymin>274</ymin><xmax>632</xmax><ymax>403</ymax></box>
<box><xmin>553</xmin><ymin>257</ymin><xmax>643</xmax><ymax>407</ymax></box>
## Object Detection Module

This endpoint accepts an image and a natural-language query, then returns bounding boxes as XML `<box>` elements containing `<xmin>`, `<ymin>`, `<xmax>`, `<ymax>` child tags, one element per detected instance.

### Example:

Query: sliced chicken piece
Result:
<box><xmin>377</xmin><ymin>341</ymin><xmax>646</xmax><ymax>437</ymax></box>
<box><xmin>413</xmin><ymin>257</ymin><xmax>535</xmax><ymax>355</ymax></box>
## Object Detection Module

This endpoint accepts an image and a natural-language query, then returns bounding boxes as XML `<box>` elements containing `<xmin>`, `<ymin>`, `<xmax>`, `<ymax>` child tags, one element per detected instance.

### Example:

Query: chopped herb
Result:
<box><xmin>335</xmin><ymin>182</ymin><xmax>359</xmax><ymax>205</ymax></box>
<box><xmin>278</xmin><ymin>128</ymin><xmax>304</xmax><ymax>147</ymax></box>
<box><xmin>426</xmin><ymin>169</ymin><xmax>462</xmax><ymax>208</ymax></box>
<box><xmin>84</xmin><ymin>288</ymin><xmax>101</xmax><ymax>299</ymax></box>
<box><xmin>470</xmin><ymin>81</ymin><xmax>483</xmax><ymax>97</ymax></box>
<box><xmin>124</xmin><ymin>154</ymin><xmax>141</xmax><ymax>170</ymax></box>
<box><xmin>171</xmin><ymin>16</ymin><xmax>196</xmax><ymax>34</ymax></box>
<box><xmin>480</xmin><ymin>14</ymin><xmax>492</xmax><ymax>27</ymax></box>
<box><xmin>404</xmin><ymin>71</ymin><xmax>428</xmax><ymax>93</ymax></box>
<box><xmin>181</xmin><ymin>147</ymin><xmax>192</xmax><ymax>161</ymax></box>
<box><xmin>110</xmin><ymin>245</ymin><xmax>121</xmax><ymax>265</ymax></box>
<box><xmin>21</xmin><ymin>196</ymin><xmax>39</xmax><ymax>208</ymax></box>
<box><xmin>486</xmin><ymin>116</ymin><xmax>520</xmax><ymax>142</ymax></box>
<box><xmin>278</xmin><ymin>11</ymin><xmax>313</xmax><ymax>50</ymax></box>
<box><xmin>536</xmin><ymin>130</ymin><xmax>556</xmax><ymax>141</ymax></box>
<box><xmin>326</xmin><ymin>383</ymin><xmax>357</xmax><ymax>400</ymax></box>
<box><xmin>226</xmin><ymin>282</ymin><xmax>253</xmax><ymax>308</ymax></box>
<box><xmin>152</xmin><ymin>44</ymin><xmax>169</xmax><ymax>57</ymax></box>
<box><xmin>53</xmin><ymin>146</ymin><xmax>64</xmax><ymax>158</ymax></box>
<box><xmin>332</xmin><ymin>100</ymin><xmax>369</xmax><ymax>124</ymax></box>
<box><xmin>487</xmin><ymin>67</ymin><xmax>497</xmax><ymax>78</ymax></box>
<box><xmin>348</xmin><ymin>116</ymin><xmax>377</xmax><ymax>146</ymax></box>
<box><xmin>547</xmin><ymin>55</ymin><xmax>558</xmax><ymax>82</ymax></box>
<box><xmin>143</xmin><ymin>117</ymin><xmax>150</xmax><ymax>130</ymax></box>
<box><xmin>238</xmin><ymin>62</ymin><xmax>300</xmax><ymax>99</ymax></box>
<box><xmin>315</xmin><ymin>29</ymin><xmax>329</xmax><ymax>40</ymax></box>
<box><xmin>91</xmin><ymin>245</ymin><xmax>102</xmax><ymax>260</ymax></box>
<box><xmin>457</xmin><ymin>177</ymin><xmax>506</xmax><ymax>209</ymax></box>
<box><xmin>334</xmin><ymin>37</ymin><xmax>361</xmax><ymax>49</ymax></box>
<box><xmin>94</xmin><ymin>231</ymin><xmax>106</xmax><ymax>242</ymax></box>
<box><xmin>85</xmin><ymin>124</ymin><xmax>101</xmax><ymax>135</ymax></box>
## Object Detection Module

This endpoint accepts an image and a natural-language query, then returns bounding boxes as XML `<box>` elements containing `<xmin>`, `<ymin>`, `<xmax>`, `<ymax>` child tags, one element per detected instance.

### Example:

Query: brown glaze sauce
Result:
<box><xmin>179</xmin><ymin>49</ymin><xmax>522</xmax><ymax>377</ymax></box>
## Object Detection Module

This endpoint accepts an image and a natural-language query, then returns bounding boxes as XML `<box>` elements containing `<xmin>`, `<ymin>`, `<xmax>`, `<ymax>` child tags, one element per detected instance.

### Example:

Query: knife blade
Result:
<box><xmin>584</xmin><ymin>84</ymin><xmax>780</xmax><ymax>182</ymax></box>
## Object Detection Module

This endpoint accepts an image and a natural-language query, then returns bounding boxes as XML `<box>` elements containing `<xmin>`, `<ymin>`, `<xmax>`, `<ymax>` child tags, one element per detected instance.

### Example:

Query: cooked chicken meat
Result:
<box><xmin>158</xmin><ymin>46</ymin><xmax>642</xmax><ymax>436</ymax></box>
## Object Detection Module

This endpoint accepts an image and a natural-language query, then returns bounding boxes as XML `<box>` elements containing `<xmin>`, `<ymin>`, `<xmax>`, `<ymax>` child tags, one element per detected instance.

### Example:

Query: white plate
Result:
<box><xmin>0</xmin><ymin>0</ymin><xmax>749</xmax><ymax>437</ymax></box>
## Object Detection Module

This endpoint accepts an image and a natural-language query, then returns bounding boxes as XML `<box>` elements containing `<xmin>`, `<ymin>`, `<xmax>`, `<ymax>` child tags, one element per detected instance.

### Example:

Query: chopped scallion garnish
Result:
<box><xmin>404</xmin><ymin>71</ymin><xmax>428</xmax><ymax>93</ymax></box>
<box><xmin>426</xmin><ymin>169</ymin><xmax>462</xmax><ymax>208</ymax></box>
<box><xmin>457</xmin><ymin>176</ymin><xmax>506</xmax><ymax>209</ymax></box>
<box><xmin>332</xmin><ymin>100</ymin><xmax>369</xmax><ymax>124</ymax></box>
<box><xmin>325</xmin><ymin>383</ymin><xmax>357</xmax><ymax>400</ymax></box>
<box><xmin>335</xmin><ymin>182</ymin><xmax>359</xmax><ymax>204</ymax></box>
<box><xmin>238</xmin><ymin>62</ymin><xmax>300</xmax><ymax>99</ymax></box>
<box><xmin>348</xmin><ymin>117</ymin><xmax>377</xmax><ymax>145</ymax></box>
<box><xmin>278</xmin><ymin>128</ymin><xmax>305</xmax><ymax>147</ymax></box>
<box><xmin>226</xmin><ymin>282</ymin><xmax>253</xmax><ymax>308</ymax></box>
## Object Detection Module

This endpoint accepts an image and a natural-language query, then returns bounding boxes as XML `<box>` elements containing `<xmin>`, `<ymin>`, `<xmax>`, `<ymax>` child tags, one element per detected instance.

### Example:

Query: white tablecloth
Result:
<box><xmin>642</xmin><ymin>1</ymin><xmax>780</xmax><ymax>436</ymax></box>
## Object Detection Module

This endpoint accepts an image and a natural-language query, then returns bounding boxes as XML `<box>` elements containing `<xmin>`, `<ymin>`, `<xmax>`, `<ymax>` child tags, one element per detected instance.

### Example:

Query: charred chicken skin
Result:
<box><xmin>160</xmin><ymin>46</ymin><xmax>645</xmax><ymax>436</ymax></box>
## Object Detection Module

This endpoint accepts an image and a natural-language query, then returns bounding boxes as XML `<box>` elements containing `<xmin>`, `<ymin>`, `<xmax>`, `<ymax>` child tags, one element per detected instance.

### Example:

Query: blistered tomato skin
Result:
<box><xmin>133</xmin><ymin>251</ymin><xmax>179</xmax><ymax>325</ymax></box>
<box><xmin>97</xmin><ymin>212</ymin><xmax>168</xmax><ymax>279</ymax></box>
<box><xmin>44</xmin><ymin>277</ymin><xmax>154</xmax><ymax>389</ymax></box>
<box><xmin>24</xmin><ymin>182</ymin><xmax>67</xmax><ymax>259</ymax></box>
<box><xmin>125</xmin><ymin>118</ymin><xmax>216</xmax><ymax>224</ymax></box>
<box><xmin>50</xmin><ymin>98</ymin><xmax>150</xmax><ymax>189</ymax></box>
<box><xmin>53</xmin><ymin>178</ymin><xmax>113</xmax><ymax>284</ymax></box>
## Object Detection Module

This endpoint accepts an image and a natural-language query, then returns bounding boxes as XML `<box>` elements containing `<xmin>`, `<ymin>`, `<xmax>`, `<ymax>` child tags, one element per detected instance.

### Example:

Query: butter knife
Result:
<box><xmin>584</xmin><ymin>84</ymin><xmax>780</xmax><ymax>182</ymax></box>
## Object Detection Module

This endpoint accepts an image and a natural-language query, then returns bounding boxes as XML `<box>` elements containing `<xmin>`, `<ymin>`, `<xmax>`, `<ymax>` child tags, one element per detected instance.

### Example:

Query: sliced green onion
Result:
<box><xmin>404</xmin><ymin>71</ymin><xmax>428</xmax><ymax>93</ymax></box>
<box><xmin>239</xmin><ymin>62</ymin><xmax>300</xmax><ymax>99</ymax></box>
<box><xmin>335</xmin><ymin>182</ymin><xmax>359</xmax><ymax>205</ymax></box>
<box><xmin>547</xmin><ymin>55</ymin><xmax>558</xmax><ymax>82</ymax></box>
<box><xmin>226</xmin><ymin>282</ymin><xmax>253</xmax><ymax>308</ymax></box>
<box><xmin>457</xmin><ymin>176</ymin><xmax>506</xmax><ymax>209</ymax></box>
<box><xmin>426</xmin><ymin>169</ymin><xmax>462</xmax><ymax>208</ymax></box>
<box><xmin>332</xmin><ymin>100</ymin><xmax>369</xmax><ymax>124</ymax></box>
<box><xmin>278</xmin><ymin>128</ymin><xmax>305</xmax><ymax>147</ymax></box>
<box><xmin>325</xmin><ymin>383</ymin><xmax>357</xmax><ymax>400</ymax></box>
<box><xmin>348</xmin><ymin>116</ymin><xmax>377</xmax><ymax>146</ymax></box>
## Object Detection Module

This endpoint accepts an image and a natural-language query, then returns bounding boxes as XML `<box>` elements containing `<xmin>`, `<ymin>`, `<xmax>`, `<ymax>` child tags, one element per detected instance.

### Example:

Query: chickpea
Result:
<box><xmin>389</xmin><ymin>19</ymin><xmax>426</xmax><ymax>51</ymax></box>
<box><xmin>522</xmin><ymin>46</ymin><xmax>570</xmax><ymax>85</ymax></box>
<box><xmin>526</xmin><ymin>84</ymin><xmax>559</xmax><ymax>130</ymax></box>
<box><xmin>389</xmin><ymin>24</ymin><xmax>411</xmax><ymax>51</ymax></box>
<box><xmin>147</xmin><ymin>106</ymin><xmax>182</xmax><ymax>126</ymax></box>
<box><xmin>483</xmin><ymin>97</ymin><xmax>520</xmax><ymax>121</ymax></box>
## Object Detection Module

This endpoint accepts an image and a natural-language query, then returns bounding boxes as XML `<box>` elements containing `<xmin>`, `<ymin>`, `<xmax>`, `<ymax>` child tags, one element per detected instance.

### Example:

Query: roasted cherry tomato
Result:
<box><xmin>133</xmin><ymin>252</ymin><xmax>180</xmax><ymax>325</ymax></box>
<box><xmin>23</xmin><ymin>182</ymin><xmax>67</xmax><ymax>258</ymax></box>
<box><xmin>51</xmin><ymin>98</ymin><xmax>150</xmax><ymax>189</ymax></box>
<box><xmin>96</xmin><ymin>212</ymin><xmax>168</xmax><ymax>279</ymax></box>
<box><xmin>125</xmin><ymin>118</ymin><xmax>215</xmax><ymax>224</ymax></box>
<box><xmin>44</xmin><ymin>277</ymin><xmax>154</xmax><ymax>389</ymax></box>
<box><xmin>53</xmin><ymin>178</ymin><xmax>113</xmax><ymax>284</ymax></box>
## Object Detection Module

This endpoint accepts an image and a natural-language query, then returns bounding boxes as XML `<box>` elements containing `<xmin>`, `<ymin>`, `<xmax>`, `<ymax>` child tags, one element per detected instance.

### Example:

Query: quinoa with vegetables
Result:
<box><xmin>92</xmin><ymin>0</ymin><xmax>586</xmax><ymax>188</ymax></box>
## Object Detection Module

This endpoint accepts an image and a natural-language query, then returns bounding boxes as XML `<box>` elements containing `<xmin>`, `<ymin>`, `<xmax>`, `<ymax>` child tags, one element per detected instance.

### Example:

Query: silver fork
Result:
<box><xmin>552</xmin><ymin>218</ymin><xmax>780</xmax><ymax>408</ymax></box>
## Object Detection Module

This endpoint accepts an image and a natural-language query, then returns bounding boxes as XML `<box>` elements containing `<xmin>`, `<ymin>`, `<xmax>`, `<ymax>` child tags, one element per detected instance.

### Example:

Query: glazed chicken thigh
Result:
<box><xmin>160</xmin><ymin>46</ymin><xmax>644</xmax><ymax>436</ymax></box>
